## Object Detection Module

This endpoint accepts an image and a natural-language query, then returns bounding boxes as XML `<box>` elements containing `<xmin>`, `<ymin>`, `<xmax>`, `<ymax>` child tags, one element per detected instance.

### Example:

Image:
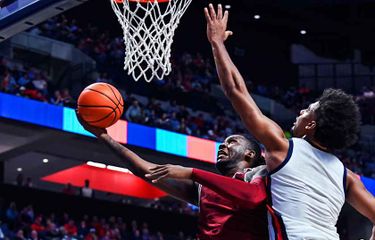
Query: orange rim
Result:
<box><xmin>115</xmin><ymin>0</ymin><xmax>170</xmax><ymax>3</ymax></box>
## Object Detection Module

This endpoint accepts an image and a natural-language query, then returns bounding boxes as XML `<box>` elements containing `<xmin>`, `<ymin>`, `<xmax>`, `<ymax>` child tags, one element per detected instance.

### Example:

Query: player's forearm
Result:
<box><xmin>99</xmin><ymin>133</ymin><xmax>199</xmax><ymax>204</ymax></box>
<box><xmin>99</xmin><ymin>133</ymin><xmax>156</xmax><ymax>176</ymax></box>
<box><xmin>211</xmin><ymin>41</ymin><xmax>237</xmax><ymax>93</ymax></box>
<box><xmin>192</xmin><ymin>168</ymin><xmax>266</xmax><ymax>208</ymax></box>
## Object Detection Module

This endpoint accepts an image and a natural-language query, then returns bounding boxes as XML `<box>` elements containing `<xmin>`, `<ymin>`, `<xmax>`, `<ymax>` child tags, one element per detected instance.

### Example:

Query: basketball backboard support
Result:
<box><xmin>0</xmin><ymin>0</ymin><xmax>88</xmax><ymax>42</ymax></box>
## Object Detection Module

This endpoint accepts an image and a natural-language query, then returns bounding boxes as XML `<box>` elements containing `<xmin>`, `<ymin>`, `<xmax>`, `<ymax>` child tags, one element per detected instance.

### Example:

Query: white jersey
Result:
<box><xmin>267</xmin><ymin>138</ymin><xmax>346</xmax><ymax>240</ymax></box>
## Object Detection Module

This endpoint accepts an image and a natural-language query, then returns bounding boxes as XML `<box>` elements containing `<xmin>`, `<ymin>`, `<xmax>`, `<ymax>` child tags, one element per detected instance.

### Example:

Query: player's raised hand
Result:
<box><xmin>204</xmin><ymin>3</ymin><xmax>233</xmax><ymax>44</ymax></box>
<box><xmin>76</xmin><ymin>110</ymin><xmax>107</xmax><ymax>137</ymax></box>
<box><xmin>145</xmin><ymin>164</ymin><xmax>193</xmax><ymax>183</ymax></box>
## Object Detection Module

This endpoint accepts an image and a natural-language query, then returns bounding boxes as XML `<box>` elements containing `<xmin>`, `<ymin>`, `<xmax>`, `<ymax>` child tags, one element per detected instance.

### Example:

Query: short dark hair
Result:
<box><xmin>243</xmin><ymin>137</ymin><xmax>265</xmax><ymax>167</ymax></box>
<box><xmin>314</xmin><ymin>89</ymin><xmax>361</xmax><ymax>150</ymax></box>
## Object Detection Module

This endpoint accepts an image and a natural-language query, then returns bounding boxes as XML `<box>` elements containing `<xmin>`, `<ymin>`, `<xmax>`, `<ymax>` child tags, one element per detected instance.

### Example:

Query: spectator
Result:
<box><xmin>14</xmin><ymin>229</ymin><xmax>25</xmax><ymax>240</ymax></box>
<box><xmin>50</xmin><ymin>90</ymin><xmax>64</xmax><ymax>106</ymax></box>
<box><xmin>30</xmin><ymin>230</ymin><xmax>39</xmax><ymax>240</ymax></box>
<box><xmin>77</xmin><ymin>220</ymin><xmax>89</xmax><ymax>239</ymax></box>
<box><xmin>32</xmin><ymin>74</ymin><xmax>48</xmax><ymax>96</ymax></box>
<box><xmin>61</xmin><ymin>88</ymin><xmax>75</xmax><ymax>107</ymax></box>
<box><xmin>5</xmin><ymin>202</ymin><xmax>18</xmax><ymax>225</ymax></box>
<box><xmin>20</xmin><ymin>205</ymin><xmax>34</xmax><ymax>223</ymax></box>
<box><xmin>64</xmin><ymin>219</ymin><xmax>78</xmax><ymax>237</ymax></box>
<box><xmin>125</xmin><ymin>100</ymin><xmax>143</xmax><ymax>123</ymax></box>
<box><xmin>17</xmin><ymin>73</ymin><xmax>31</xmax><ymax>87</ymax></box>
<box><xmin>16</xmin><ymin>174</ymin><xmax>23</xmax><ymax>186</ymax></box>
<box><xmin>31</xmin><ymin>216</ymin><xmax>45</xmax><ymax>233</ymax></box>
<box><xmin>80</xmin><ymin>179</ymin><xmax>94</xmax><ymax>198</ymax></box>
<box><xmin>45</xmin><ymin>220</ymin><xmax>60</xmax><ymax>239</ymax></box>
<box><xmin>24</xmin><ymin>177</ymin><xmax>33</xmax><ymax>188</ymax></box>
<box><xmin>85</xmin><ymin>228</ymin><xmax>98</xmax><ymax>240</ymax></box>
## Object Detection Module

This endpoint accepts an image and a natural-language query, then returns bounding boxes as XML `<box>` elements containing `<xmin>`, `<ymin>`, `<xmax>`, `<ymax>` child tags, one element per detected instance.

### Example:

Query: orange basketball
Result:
<box><xmin>77</xmin><ymin>83</ymin><xmax>124</xmax><ymax>128</ymax></box>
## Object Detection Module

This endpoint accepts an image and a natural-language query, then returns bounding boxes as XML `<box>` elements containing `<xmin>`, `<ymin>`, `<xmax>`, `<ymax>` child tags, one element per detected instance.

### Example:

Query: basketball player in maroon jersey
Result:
<box><xmin>77</xmin><ymin>114</ymin><xmax>269</xmax><ymax>239</ymax></box>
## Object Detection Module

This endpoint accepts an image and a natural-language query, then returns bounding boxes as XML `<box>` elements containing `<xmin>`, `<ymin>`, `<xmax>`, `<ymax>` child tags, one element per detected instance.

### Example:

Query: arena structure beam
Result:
<box><xmin>0</xmin><ymin>0</ymin><xmax>89</xmax><ymax>42</ymax></box>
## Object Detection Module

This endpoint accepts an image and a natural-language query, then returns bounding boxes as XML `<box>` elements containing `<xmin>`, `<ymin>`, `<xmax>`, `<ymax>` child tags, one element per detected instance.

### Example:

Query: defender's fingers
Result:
<box><xmin>145</xmin><ymin>169</ymin><xmax>169</xmax><ymax>180</ymax></box>
<box><xmin>223</xmin><ymin>10</ymin><xmax>229</xmax><ymax>23</ymax></box>
<box><xmin>204</xmin><ymin>8</ymin><xmax>212</xmax><ymax>22</ymax></box>
<box><xmin>148</xmin><ymin>165</ymin><xmax>165</xmax><ymax>171</ymax></box>
<box><xmin>209</xmin><ymin>4</ymin><xmax>217</xmax><ymax>19</ymax></box>
<box><xmin>151</xmin><ymin>173</ymin><xmax>170</xmax><ymax>183</ymax></box>
<box><xmin>217</xmin><ymin>4</ymin><xmax>223</xmax><ymax>19</ymax></box>
<box><xmin>145</xmin><ymin>168</ymin><xmax>168</xmax><ymax>178</ymax></box>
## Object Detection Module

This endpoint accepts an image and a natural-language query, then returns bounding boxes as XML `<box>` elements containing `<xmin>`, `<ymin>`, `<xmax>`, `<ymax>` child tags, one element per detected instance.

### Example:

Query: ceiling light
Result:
<box><xmin>224</xmin><ymin>5</ymin><xmax>231</xmax><ymax>9</ymax></box>
<box><xmin>254</xmin><ymin>14</ymin><xmax>260</xmax><ymax>20</ymax></box>
<box><xmin>300</xmin><ymin>30</ymin><xmax>307</xmax><ymax>35</ymax></box>
<box><xmin>43</xmin><ymin>158</ymin><xmax>49</xmax><ymax>163</ymax></box>
<box><xmin>87</xmin><ymin>161</ymin><xmax>106</xmax><ymax>169</ymax></box>
<box><xmin>17</xmin><ymin>168</ymin><xmax>22</xmax><ymax>172</ymax></box>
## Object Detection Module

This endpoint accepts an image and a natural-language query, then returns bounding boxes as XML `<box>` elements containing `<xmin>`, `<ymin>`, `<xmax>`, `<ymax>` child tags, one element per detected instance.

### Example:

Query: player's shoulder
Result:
<box><xmin>243</xmin><ymin>165</ymin><xmax>268</xmax><ymax>182</ymax></box>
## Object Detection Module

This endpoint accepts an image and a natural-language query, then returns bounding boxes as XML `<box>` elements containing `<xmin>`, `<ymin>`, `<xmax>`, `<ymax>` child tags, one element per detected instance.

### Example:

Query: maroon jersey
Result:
<box><xmin>192</xmin><ymin>168</ymin><xmax>268</xmax><ymax>240</ymax></box>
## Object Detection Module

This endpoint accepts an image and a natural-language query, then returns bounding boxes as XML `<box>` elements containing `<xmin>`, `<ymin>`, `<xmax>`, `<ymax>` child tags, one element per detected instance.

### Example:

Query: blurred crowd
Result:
<box><xmin>0</xmin><ymin>201</ymin><xmax>193</xmax><ymax>240</ymax></box>
<box><xmin>34</xmin><ymin>15</ymin><xmax>215</xmax><ymax>96</ymax></box>
<box><xmin>0</xmin><ymin>57</ymin><xmax>75</xmax><ymax>108</ymax></box>
<box><xmin>123</xmin><ymin>96</ymin><xmax>244</xmax><ymax>142</ymax></box>
<box><xmin>252</xmin><ymin>83</ymin><xmax>375</xmax><ymax>125</ymax></box>
<box><xmin>355</xmin><ymin>86</ymin><xmax>375</xmax><ymax>125</ymax></box>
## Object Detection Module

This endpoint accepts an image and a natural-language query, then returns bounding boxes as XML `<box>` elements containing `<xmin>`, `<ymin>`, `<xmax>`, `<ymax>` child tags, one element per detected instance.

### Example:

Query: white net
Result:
<box><xmin>110</xmin><ymin>0</ymin><xmax>193</xmax><ymax>82</ymax></box>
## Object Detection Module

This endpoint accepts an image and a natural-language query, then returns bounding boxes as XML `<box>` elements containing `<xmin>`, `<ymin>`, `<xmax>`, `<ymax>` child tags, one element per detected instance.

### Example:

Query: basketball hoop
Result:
<box><xmin>110</xmin><ymin>0</ymin><xmax>193</xmax><ymax>82</ymax></box>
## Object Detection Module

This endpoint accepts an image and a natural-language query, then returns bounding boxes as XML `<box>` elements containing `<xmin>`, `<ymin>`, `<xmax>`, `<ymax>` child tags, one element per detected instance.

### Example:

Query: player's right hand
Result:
<box><xmin>204</xmin><ymin>4</ymin><xmax>233</xmax><ymax>44</ymax></box>
<box><xmin>75</xmin><ymin>110</ymin><xmax>107</xmax><ymax>137</ymax></box>
<box><xmin>145</xmin><ymin>164</ymin><xmax>193</xmax><ymax>183</ymax></box>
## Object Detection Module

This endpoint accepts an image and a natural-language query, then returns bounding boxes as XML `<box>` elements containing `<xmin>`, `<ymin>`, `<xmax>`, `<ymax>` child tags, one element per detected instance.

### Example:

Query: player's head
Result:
<box><xmin>292</xmin><ymin>88</ymin><xmax>361</xmax><ymax>150</ymax></box>
<box><xmin>216</xmin><ymin>135</ymin><xmax>265</xmax><ymax>175</ymax></box>
<box><xmin>84</xmin><ymin>179</ymin><xmax>90</xmax><ymax>187</ymax></box>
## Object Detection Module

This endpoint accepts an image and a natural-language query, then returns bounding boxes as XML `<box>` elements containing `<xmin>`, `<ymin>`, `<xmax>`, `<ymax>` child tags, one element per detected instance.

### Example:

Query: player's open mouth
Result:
<box><xmin>217</xmin><ymin>150</ymin><xmax>228</xmax><ymax>160</ymax></box>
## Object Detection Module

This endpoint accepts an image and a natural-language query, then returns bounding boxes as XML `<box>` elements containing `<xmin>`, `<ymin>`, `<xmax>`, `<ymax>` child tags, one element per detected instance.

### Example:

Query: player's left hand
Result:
<box><xmin>145</xmin><ymin>164</ymin><xmax>193</xmax><ymax>183</ymax></box>
<box><xmin>76</xmin><ymin>110</ymin><xmax>107</xmax><ymax>137</ymax></box>
<box><xmin>204</xmin><ymin>4</ymin><xmax>233</xmax><ymax>44</ymax></box>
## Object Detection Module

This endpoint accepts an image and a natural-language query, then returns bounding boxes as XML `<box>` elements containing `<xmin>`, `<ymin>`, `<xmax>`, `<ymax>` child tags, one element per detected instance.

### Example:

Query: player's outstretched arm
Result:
<box><xmin>346</xmin><ymin>170</ymin><xmax>375</xmax><ymax>225</ymax></box>
<box><xmin>76</xmin><ymin>113</ymin><xmax>198</xmax><ymax>204</ymax></box>
<box><xmin>205</xmin><ymin>4</ymin><xmax>288</xmax><ymax>169</ymax></box>
<box><xmin>146</xmin><ymin>164</ymin><xmax>267</xmax><ymax>209</ymax></box>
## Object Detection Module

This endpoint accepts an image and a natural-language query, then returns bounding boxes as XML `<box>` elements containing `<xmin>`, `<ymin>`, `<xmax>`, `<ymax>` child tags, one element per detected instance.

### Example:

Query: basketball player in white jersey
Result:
<box><xmin>205</xmin><ymin>4</ymin><xmax>375</xmax><ymax>239</ymax></box>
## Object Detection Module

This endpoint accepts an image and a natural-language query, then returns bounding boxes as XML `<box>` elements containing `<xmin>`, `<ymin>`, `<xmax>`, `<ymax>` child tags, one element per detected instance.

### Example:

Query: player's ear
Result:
<box><xmin>305</xmin><ymin>120</ymin><xmax>316</xmax><ymax>131</ymax></box>
<box><xmin>245</xmin><ymin>149</ymin><xmax>256</xmax><ymax>161</ymax></box>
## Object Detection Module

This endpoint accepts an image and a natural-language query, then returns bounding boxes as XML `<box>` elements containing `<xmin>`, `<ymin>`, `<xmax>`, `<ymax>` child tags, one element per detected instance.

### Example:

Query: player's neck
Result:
<box><xmin>304</xmin><ymin>136</ymin><xmax>329</xmax><ymax>152</ymax></box>
<box><xmin>225</xmin><ymin>162</ymin><xmax>248</xmax><ymax>177</ymax></box>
